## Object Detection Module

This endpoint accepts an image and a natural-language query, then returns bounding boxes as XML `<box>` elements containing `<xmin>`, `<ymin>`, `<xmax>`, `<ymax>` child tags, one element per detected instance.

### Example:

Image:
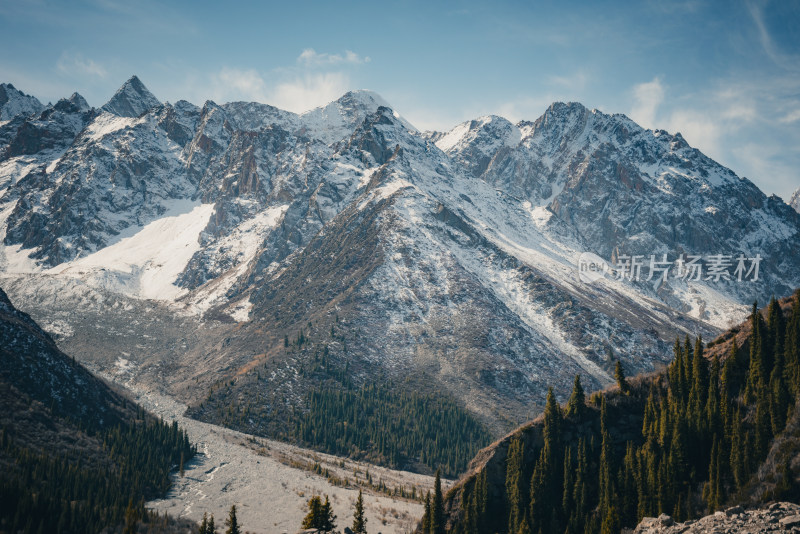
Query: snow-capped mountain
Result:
<box><xmin>101</xmin><ymin>75</ymin><xmax>161</xmax><ymax>118</ymax></box>
<box><xmin>791</xmin><ymin>187</ymin><xmax>800</xmax><ymax>214</ymax></box>
<box><xmin>1</xmin><ymin>76</ymin><xmax>798</xmax><ymax>432</ymax></box>
<box><xmin>0</xmin><ymin>83</ymin><xmax>43</xmax><ymax>122</ymax></box>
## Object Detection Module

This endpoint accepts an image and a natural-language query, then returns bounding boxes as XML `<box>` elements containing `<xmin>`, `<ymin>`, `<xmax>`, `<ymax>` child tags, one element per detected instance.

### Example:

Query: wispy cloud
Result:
<box><xmin>271</xmin><ymin>72</ymin><xmax>351</xmax><ymax>113</ymax></box>
<box><xmin>213</xmin><ymin>67</ymin><xmax>269</xmax><ymax>102</ymax></box>
<box><xmin>297</xmin><ymin>48</ymin><xmax>370</xmax><ymax>66</ymax></box>
<box><xmin>779</xmin><ymin>109</ymin><xmax>800</xmax><ymax>124</ymax></box>
<box><xmin>57</xmin><ymin>52</ymin><xmax>106</xmax><ymax>78</ymax></box>
<box><xmin>629</xmin><ymin>78</ymin><xmax>664</xmax><ymax>129</ymax></box>
<box><xmin>746</xmin><ymin>0</ymin><xmax>800</xmax><ymax>73</ymax></box>
<box><xmin>209</xmin><ymin>67</ymin><xmax>350</xmax><ymax>113</ymax></box>
<box><xmin>666</xmin><ymin>109</ymin><xmax>723</xmax><ymax>160</ymax></box>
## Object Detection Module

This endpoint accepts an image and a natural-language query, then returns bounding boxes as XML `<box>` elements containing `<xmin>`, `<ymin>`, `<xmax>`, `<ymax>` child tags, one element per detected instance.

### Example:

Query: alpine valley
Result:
<box><xmin>1</xmin><ymin>75</ymin><xmax>799</xmax><ymax>484</ymax></box>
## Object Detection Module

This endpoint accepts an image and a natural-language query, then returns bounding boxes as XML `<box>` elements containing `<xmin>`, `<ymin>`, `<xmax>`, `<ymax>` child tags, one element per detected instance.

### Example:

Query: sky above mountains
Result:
<box><xmin>0</xmin><ymin>0</ymin><xmax>797</xmax><ymax>200</ymax></box>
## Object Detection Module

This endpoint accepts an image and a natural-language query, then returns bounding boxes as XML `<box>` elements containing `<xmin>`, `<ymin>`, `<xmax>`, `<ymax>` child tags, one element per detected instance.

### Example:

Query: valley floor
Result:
<box><xmin>105</xmin><ymin>378</ymin><xmax>433</xmax><ymax>534</ymax></box>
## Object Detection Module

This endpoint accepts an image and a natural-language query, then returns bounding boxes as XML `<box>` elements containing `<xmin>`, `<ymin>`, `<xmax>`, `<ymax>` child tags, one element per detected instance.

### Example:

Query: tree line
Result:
<box><xmin>448</xmin><ymin>293</ymin><xmax>800</xmax><ymax>533</ymax></box>
<box><xmin>294</xmin><ymin>382</ymin><xmax>492</xmax><ymax>477</ymax></box>
<box><xmin>0</xmin><ymin>414</ymin><xmax>195</xmax><ymax>533</ymax></box>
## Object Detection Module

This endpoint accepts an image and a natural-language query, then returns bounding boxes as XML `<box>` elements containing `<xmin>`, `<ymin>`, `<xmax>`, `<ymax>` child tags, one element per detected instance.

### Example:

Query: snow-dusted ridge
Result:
<box><xmin>1</xmin><ymin>75</ymin><xmax>798</xmax><ymax>432</ymax></box>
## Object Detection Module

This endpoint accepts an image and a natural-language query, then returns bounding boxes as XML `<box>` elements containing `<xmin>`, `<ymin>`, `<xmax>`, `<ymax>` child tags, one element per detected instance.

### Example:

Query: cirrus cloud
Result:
<box><xmin>297</xmin><ymin>48</ymin><xmax>370</xmax><ymax>66</ymax></box>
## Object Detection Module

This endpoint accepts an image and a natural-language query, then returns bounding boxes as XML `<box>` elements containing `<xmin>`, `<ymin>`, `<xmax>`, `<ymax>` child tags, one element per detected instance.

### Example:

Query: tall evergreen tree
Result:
<box><xmin>530</xmin><ymin>388</ymin><xmax>563</xmax><ymax>532</ymax></box>
<box><xmin>506</xmin><ymin>438</ymin><xmax>526</xmax><ymax>533</ymax></box>
<box><xmin>421</xmin><ymin>492</ymin><xmax>432</xmax><ymax>534</ymax></box>
<box><xmin>432</xmin><ymin>470</ymin><xmax>444</xmax><ymax>534</ymax></box>
<box><xmin>598</xmin><ymin>397</ymin><xmax>614</xmax><ymax>516</ymax></box>
<box><xmin>352</xmin><ymin>489</ymin><xmax>367</xmax><ymax>534</ymax></box>
<box><xmin>615</xmin><ymin>361</ymin><xmax>630</xmax><ymax>393</ymax></box>
<box><xmin>321</xmin><ymin>495</ymin><xmax>337</xmax><ymax>532</ymax></box>
<box><xmin>224</xmin><ymin>505</ymin><xmax>241</xmax><ymax>534</ymax></box>
<box><xmin>565</xmin><ymin>375</ymin><xmax>586</xmax><ymax>418</ymax></box>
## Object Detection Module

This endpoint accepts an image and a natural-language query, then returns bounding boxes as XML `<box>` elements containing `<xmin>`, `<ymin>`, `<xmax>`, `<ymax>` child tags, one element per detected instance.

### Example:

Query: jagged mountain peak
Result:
<box><xmin>67</xmin><ymin>92</ymin><xmax>90</xmax><ymax>111</ymax></box>
<box><xmin>53</xmin><ymin>92</ymin><xmax>91</xmax><ymax>113</ymax></box>
<box><xmin>435</xmin><ymin>115</ymin><xmax>519</xmax><ymax>154</ymax></box>
<box><xmin>336</xmin><ymin>89</ymin><xmax>392</xmax><ymax>109</ymax></box>
<box><xmin>101</xmin><ymin>75</ymin><xmax>161</xmax><ymax>118</ymax></box>
<box><xmin>0</xmin><ymin>82</ymin><xmax>44</xmax><ymax>121</ymax></box>
<box><xmin>301</xmin><ymin>89</ymin><xmax>416</xmax><ymax>144</ymax></box>
<box><xmin>790</xmin><ymin>187</ymin><xmax>800</xmax><ymax>213</ymax></box>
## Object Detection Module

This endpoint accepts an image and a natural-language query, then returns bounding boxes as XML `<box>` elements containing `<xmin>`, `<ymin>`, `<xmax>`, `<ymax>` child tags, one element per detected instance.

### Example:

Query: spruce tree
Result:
<box><xmin>745</xmin><ymin>301</ymin><xmax>765</xmax><ymax>404</ymax></box>
<box><xmin>352</xmin><ymin>489</ymin><xmax>367</xmax><ymax>534</ymax></box>
<box><xmin>562</xmin><ymin>445</ymin><xmax>574</xmax><ymax>518</ymax></box>
<box><xmin>506</xmin><ymin>438</ymin><xmax>526</xmax><ymax>534</ymax></box>
<box><xmin>598</xmin><ymin>397</ymin><xmax>614</xmax><ymax>517</ymax></box>
<box><xmin>422</xmin><ymin>492</ymin><xmax>432</xmax><ymax>533</ymax></box>
<box><xmin>321</xmin><ymin>495</ymin><xmax>336</xmax><ymax>532</ymax></box>
<box><xmin>225</xmin><ymin>505</ymin><xmax>241</xmax><ymax>534</ymax></box>
<box><xmin>565</xmin><ymin>375</ymin><xmax>585</xmax><ymax>418</ymax></box>
<box><xmin>615</xmin><ymin>361</ymin><xmax>629</xmax><ymax>393</ymax></box>
<box><xmin>432</xmin><ymin>469</ymin><xmax>444</xmax><ymax>534</ymax></box>
<box><xmin>199</xmin><ymin>512</ymin><xmax>208</xmax><ymax>534</ymax></box>
<box><xmin>302</xmin><ymin>496</ymin><xmax>323</xmax><ymax>530</ymax></box>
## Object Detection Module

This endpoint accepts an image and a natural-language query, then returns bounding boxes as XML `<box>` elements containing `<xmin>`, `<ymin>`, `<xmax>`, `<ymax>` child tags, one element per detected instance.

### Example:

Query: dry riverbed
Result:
<box><xmin>118</xmin><ymin>383</ymin><xmax>436</xmax><ymax>534</ymax></box>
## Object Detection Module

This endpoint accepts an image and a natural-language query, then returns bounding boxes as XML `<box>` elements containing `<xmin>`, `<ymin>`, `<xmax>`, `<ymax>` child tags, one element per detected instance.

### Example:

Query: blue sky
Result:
<box><xmin>1</xmin><ymin>0</ymin><xmax>798</xmax><ymax>200</ymax></box>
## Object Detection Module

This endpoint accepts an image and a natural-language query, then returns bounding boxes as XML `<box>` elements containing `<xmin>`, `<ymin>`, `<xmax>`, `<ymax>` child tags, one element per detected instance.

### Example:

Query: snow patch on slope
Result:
<box><xmin>184</xmin><ymin>204</ymin><xmax>289</xmax><ymax>314</ymax></box>
<box><xmin>84</xmin><ymin>112</ymin><xmax>139</xmax><ymax>141</ymax></box>
<box><xmin>49</xmin><ymin>202</ymin><xmax>215</xmax><ymax>300</ymax></box>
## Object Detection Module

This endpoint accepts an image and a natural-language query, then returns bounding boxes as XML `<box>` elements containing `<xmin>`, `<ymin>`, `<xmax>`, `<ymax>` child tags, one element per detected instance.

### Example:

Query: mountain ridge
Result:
<box><xmin>0</xmin><ymin>75</ymin><xmax>797</xmax><ymax>452</ymax></box>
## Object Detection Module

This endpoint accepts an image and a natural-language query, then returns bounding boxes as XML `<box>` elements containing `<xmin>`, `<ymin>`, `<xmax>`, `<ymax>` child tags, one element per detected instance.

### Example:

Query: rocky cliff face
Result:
<box><xmin>791</xmin><ymin>187</ymin><xmax>800</xmax><ymax>214</ymax></box>
<box><xmin>0</xmin><ymin>77</ymin><xmax>798</xmax><ymax>434</ymax></box>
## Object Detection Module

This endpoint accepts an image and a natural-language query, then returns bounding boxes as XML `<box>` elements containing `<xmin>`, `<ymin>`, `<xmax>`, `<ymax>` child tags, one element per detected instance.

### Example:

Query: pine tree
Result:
<box><xmin>562</xmin><ymin>445</ymin><xmax>574</xmax><ymax>518</ymax></box>
<box><xmin>321</xmin><ymin>495</ymin><xmax>337</xmax><ymax>532</ymax></box>
<box><xmin>432</xmin><ymin>470</ymin><xmax>444</xmax><ymax>534</ymax></box>
<box><xmin>565</xmin><ymin>375</ymin><xmax>585</xmax><ymax>418</ymax></box>
<box><xmin>706</xmin><ymin>353</ymin><xmax>721</xmax><ymax>437</ymax></box>
<box><xmin>506</xmin><ymin>437</ymin><xmax>526</xmax><ymax>534</ymax></box>
<box><xmin>690</xmin><ymin>335</ymin><xmax>708</xmax><ymax>431</ymax></box>
<box><xmin>600</xmin><ymin>505</ymin><xmax>620</xmax><ymax>534</ymax></box>
<box><xmin>615</xmin><ymin>361</ymin><xmax>629</xmax><ymax>393</ymax></box>
<box><xmin>530</xmin><ymin>388</ymin><xmax>563</xmax><ymax>531</ymax></box>
<box><xmin>124</xmin><ymin>498</ymin><xmax>139</xmax><ymax>534</ymax></box>
<box><xmin>302</xmin><ymin>496</ymin><xmax>323</xmax><ymax>530</ymax></box>
<box><xmin>785</xmin><ymin>293</ymin><xmax>800</xmax><ymax>395</ymax></box>
<box><xmin>745</xmin><ymin>302</ymin><xmax>765</xmax><ymax>404</ymax></box>
<box><xmin>421</xmin><ymin>492</ymin><xmax>432</xmax><ymax>533</ymax></box>
<box><xmin>352</xmin><ymin>489</ymin><xmax>367</xmax><ymax>534</ymax></box>
<box><xmin>721</xmin><ymin>339</ymin><xmax>737</xmax><ymax>436</ymax></box>
<box><xmin>598</xmin><ymin>397</ymin><xmax>614</xmax><ymax>517</ymax></box>
<box><xmin>199</xmin><ymin>512</ymin><xmax>209</xmax><ymax>534</ymax></box>
<box><xmin>570</xmin><ymin>438</ymin><xmax>589</xmax><ymax>532</ymax></box>
<box><xmin>225</xmin><ymin>505</ymin><xmax>241</xmax><ymax>534</ymax></box>
<box><xmin>208</xmin><ymin>514</ymin><xmax>216</xmax><ymax>534</ymax></box>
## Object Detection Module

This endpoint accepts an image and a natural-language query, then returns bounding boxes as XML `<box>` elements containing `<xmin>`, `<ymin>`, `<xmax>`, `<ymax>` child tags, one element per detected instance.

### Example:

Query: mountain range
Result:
<box><xmin>1</xmin><ymin>75</ymin><xmax>798</xmax><ymax>441</ymax></box>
